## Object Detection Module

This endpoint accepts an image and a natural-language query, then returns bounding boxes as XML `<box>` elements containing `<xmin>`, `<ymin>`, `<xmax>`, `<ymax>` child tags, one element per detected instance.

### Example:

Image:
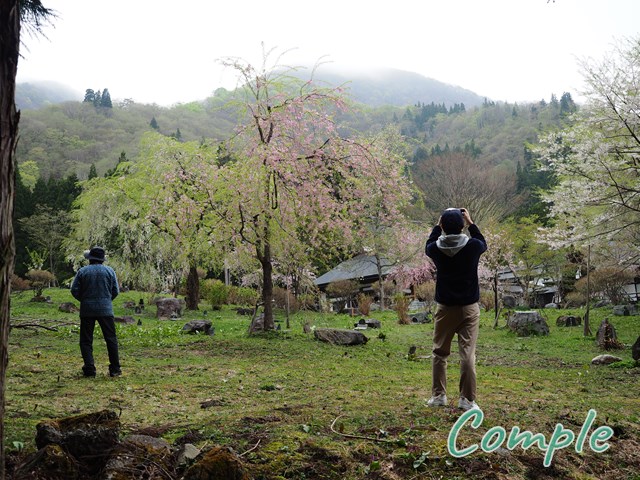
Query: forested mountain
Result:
<box><xmin>285</xmin><ymin>66</ymin><xmax>486</xmax><ymax>108</ymax></box>
<box><xmin>13</xmin><ymin>68</ymin><xmax>578</xmax><ymax>283</ymax></box>
<box><xmin>16</xmin><ymin>81</ymin><xmax>81</xmax><ymax>110</ymax></box>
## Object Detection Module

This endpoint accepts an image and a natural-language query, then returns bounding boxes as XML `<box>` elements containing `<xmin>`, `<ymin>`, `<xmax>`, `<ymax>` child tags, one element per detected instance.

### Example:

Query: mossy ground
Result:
<box><xmin>5</xmin><ymin>288</ymin><xmax>640</xmax><ymax>479</ymax></box>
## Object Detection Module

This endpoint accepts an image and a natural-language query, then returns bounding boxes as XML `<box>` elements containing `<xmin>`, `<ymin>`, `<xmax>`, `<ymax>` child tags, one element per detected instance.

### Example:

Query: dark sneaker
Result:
<box><xmin>82</xmin><ymin>366</ymin><xmax>96</xmax><ymax>377</ymax></box>
<box><xmin>109</xmin><ymin>370</ymin><xmax>122</xmax><ymax>377</ymax></box>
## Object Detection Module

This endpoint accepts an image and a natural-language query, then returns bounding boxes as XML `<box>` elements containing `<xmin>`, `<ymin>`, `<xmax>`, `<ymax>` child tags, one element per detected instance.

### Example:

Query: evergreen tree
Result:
<box><xmin>100</xmin><ymin>88</ymin><xmax>113</xmax><ymax>108</ymax></box>
<box><xmin>88</xmin><ymin>163</ymin><xmax>97</xmax><ymax>179</ymax></box>
<box><xmin>93</xmin><ymin>89</ymin><xmax>102</xmax><ymax>108</ymax></box>
<box><xmin>83</xmin><ymin>88</ymin><xmax>96</xmax><ymax>103</ymax></box>
<box><xmin>150</xmin><ymin>116</ymin><xmax>159</xmax><ymax>130</ymax></box>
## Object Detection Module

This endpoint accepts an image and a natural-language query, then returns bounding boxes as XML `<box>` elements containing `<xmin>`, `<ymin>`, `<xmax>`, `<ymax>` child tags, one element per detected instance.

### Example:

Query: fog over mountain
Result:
<box><xmin>17</xmin><ymin>67</ymin><xmax>485</xmax><ymax>110</ymax></box>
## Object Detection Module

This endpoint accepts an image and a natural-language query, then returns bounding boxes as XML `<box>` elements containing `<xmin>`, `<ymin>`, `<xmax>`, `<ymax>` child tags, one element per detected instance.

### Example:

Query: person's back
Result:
<box><xmin>424</xmin><ymin>208</ymin><xmax>487</xmax><ymax>411</ymax></box>
<box><xmin>70</xmin><ymin>246</ymin><xmax>121</xmax><ymax>378</ymax></box>
<box><xmin>426</xmin><ymin>221</ymin><xmax>486</xmax><ymax>306</ymax></box>
<box><xmin>71</xmin><ymin>263</ymin><xmax>118</xmax><ymax>317</ymax></box>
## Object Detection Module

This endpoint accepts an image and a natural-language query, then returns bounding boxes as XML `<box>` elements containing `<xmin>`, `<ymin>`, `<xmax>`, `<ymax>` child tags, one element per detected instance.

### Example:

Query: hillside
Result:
<box><xmin>16</xmin><ymin>81</ymin><xmax>81</xmax><ymax>110</ymax></box>
<box><xmin>286</xmin><ymin>65</ymin><xmax>486</xmax><ymax>108</ymax></box>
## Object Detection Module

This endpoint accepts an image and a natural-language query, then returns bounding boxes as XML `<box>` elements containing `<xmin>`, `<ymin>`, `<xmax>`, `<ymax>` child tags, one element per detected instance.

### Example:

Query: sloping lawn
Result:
<box><xmin>5</xmin><ymin>288</ymin><xmax>640</xmax><ymax>479</ymax></box>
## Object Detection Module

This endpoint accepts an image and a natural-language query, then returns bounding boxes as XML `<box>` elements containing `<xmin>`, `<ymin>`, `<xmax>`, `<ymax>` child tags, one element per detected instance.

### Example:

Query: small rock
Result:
<box><xmin>591</xmin><ymin>354</ymin><xmax>623</xmax><ymax>365</ymax></box>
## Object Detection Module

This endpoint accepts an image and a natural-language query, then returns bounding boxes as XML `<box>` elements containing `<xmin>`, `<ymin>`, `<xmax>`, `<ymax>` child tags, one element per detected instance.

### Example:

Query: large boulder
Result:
<box><xmin>502</xmin><ymin>295</ymin><xmax>517</xmax><ymax>309</ymax></box>
<box><xmin>314</xmin><ymin>328</ymin><xmax>368</xmax><ymax>345</ymax></box>
<box><xmin>156</xmin><ymin>298</ymin><xmax>184</xmax><ymax>319</ymax></box>
<box><xmin>506</xmin><ymin>311</ymin><xmax>549</xmax><ymax>336</ymax></box>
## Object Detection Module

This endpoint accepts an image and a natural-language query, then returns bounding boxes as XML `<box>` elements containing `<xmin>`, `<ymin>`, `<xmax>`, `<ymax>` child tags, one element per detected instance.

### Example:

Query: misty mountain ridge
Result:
<box><xmin>16</xmin><ymin>67</ymin><xmax>485</xmax><ymax>110</ymax></box>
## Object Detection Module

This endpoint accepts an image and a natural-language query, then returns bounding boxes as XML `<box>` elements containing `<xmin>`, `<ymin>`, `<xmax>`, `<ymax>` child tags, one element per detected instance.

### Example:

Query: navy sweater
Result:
<box><xmin>71</xmin><ymin>264</ymin><xmax>119</xmax><ymax>317</ymax></box>
<box><xmin>425</xmin><ymin>224</ymin><xmax>487</xmax><ymax>306</ymax></box>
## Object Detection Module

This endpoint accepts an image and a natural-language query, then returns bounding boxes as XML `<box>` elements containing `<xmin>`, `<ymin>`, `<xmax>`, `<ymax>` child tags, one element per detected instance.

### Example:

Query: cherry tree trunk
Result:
<box><xmin>185</xmin><ymin>264</ymin><xmax>200</xmax><ymax>310</ymax></box>
<box><xmin>259</xmin><ymin>244</ymin><xmax>275</xmax><ymax>331</ymax></box>
<box><xmin>0</xmin><ymin>2</ymin><xmax>20</xmax><ymax>478</ymax></box>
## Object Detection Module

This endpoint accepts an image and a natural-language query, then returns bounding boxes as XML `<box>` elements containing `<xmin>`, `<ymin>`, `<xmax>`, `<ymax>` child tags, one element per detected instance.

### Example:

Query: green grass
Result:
<box><xmin>5</xmin><ymin>288</ymin><xmax>640</xmax><ymax>479</ymax></box>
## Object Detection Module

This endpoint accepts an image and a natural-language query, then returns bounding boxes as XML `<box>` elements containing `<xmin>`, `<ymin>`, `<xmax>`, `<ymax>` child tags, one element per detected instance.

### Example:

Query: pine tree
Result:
<box><xmin>83</xmin><ymin>88</ymin><xmax>95</xmax><ymax>103</ymax></box>
<box><xmin>150</xmin><ymin>116</ymin><xmax>159</xmax><ymax>130</ymax></box>
<box><xmin>100</xmin><ymin>88</ymin><xmax>112</xmax><ymax>108</ymax></box>
<box><xmin>88</xmin><ymin>164</ymin><xmax>97</xmax><ymax>179</ymax></box>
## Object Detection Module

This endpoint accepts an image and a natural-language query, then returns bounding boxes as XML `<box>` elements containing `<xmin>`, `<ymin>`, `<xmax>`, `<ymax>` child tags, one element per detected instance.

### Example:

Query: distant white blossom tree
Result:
<box><xmin>536</xmin><ymin>36</ymin><xmax>640</xmax><ymax>265</ymax></box>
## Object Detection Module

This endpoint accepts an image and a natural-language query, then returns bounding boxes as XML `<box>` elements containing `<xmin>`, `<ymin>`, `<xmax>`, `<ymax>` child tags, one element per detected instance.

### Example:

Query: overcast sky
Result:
<box><xmin>16</xmin><ymin>0</ymin><xmax>640</xmax><ymax>106</ymax></box>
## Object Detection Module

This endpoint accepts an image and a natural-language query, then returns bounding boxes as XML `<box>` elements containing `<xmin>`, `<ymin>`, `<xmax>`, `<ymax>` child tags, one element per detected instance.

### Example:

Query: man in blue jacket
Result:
<box><xmin>71</xmin><ymin>246</ymin><xmax>121</xmax><ymax>377</ymax></box>
<box><xmin>425</xmin><ymin>208</ymin><xmax>487</xmax><ymax>410</ymax></box>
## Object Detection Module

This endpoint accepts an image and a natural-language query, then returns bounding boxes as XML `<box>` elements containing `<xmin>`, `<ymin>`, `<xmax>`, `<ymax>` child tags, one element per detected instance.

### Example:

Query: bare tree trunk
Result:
<box><xmin>185</xmin><ymin>264</ymin><xmax>200</xmax><ymax>310</ymax></box>
<box><xmin>0</xmin><ymin>2</ymin><xmax>20</xmax><ymax>478</ymax></box>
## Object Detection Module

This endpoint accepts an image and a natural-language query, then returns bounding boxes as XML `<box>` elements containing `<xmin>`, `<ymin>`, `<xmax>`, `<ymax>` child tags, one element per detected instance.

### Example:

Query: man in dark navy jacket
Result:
<box><xmin>71</xmin><ymin>246</ymin><xmax>121</xmax><ymax>378</ymax></box>
<box><xmin>425</xmin><ymin>208</ymin><xmax>487</xmax><ymax>411</ymax></box>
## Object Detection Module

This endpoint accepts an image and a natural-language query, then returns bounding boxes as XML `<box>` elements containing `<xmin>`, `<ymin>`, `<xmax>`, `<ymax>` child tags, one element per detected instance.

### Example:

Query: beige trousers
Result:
<box><xmin>431</xmin><ymin>302</ymin><xmax>480</xmax><ymax>401</ymax></box>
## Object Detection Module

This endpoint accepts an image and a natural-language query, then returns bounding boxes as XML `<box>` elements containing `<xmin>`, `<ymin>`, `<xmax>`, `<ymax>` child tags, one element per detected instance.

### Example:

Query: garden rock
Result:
<box><xmin>35</xmin><ymin>410</ymin><xmax>120</xmax><ymax>475</ymax></box>
<box><xmin>114</xmin><ymin>315</ymin><xmax>136</xmax><ymax>324</ymax></box>
<box><xmin>544</xmin><ymin>303</ymin><xmax>559</xmax><ymax>309</ymax></box>
<box><xmin>410</xmin><ymin>312</ymin><xmax>431</xmax><ymax>324</ymax></box>
<box><xmin>502</xmin><ymin>295</ymin><xmax>517</xmax><ymax>308</ymax></box>
<box><xmin>123</xmin><ymin>300</ymin><xmax>136</xmax><ymax>309</ymax></box>
<box><xmin>102</xmin><ymin>434</ymin><xmax>173</xmax><ymax>479</ymax></box>
<box><xmin>177</xmin><ymin>443</ymin><xmax>201</xmax><ymax>466</ymax></box>
<box><xmin>58</xmin><ymin>302</ymin><xmax>78</xmax><ymax>313</ymax></box>
<box><xmin>156</xmin><ymin>298</ymin><xmax>184</xmax><ymax>319</ymax></box>
<box><xmin>235</xmin><ymin>307</ymin><xmax>254</xmax><ymax>315</ymax></box>
<box><xmin>591</xmin><ymin>354</ymin><xmax>623</xmax><ymax>365</ymax></box>
<box><xmin>596</xmin><ymin>319</ymin><xmax>623</xmax><ymax>350</ymax></box>
<box><xmin>612</xmin><ymin>304</ymin><xmax>637</xmax><ymax>316</ymax></box>
<box><xmin>182</xmin><ymin>320</ymin><xmax>215</xmax><ymax>335</ymax></box>
<box><xmin>183</xmin><ymin>446</ymin><xmax>250</xmax><ymax>480</ymax></box>
<box><xmin>353</xmin><ymin>318</ymin><xmax>381</xmax><ymax>329</ymax></box>
<box><xmin>631</xmin><ymin>336</ymin><xmax>640</xmax><ymax>362</ymax></box>
<box><xmin>556</xmin><ymin>315</ymin><xmax>581</xmax><ymax>327</ymax></box>
<box><xmin>314</xmin><ymin>328</ymin><xmax>368</xmax><ymax>345</ymax></box>
<box><xmin>506</xmin><ymin>311</ymin><xmax>549</xmax><ymax>336</ymax></box>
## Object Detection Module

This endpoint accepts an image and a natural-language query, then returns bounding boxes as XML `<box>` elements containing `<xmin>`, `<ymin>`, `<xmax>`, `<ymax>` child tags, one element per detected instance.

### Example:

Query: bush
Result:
<box><xmin>575</xmin><ymin>266</ymin><xmax>634</xmax><ymax>305</ymax></box>
<box><xmin>26</xmin><ymin>269</ymin><xmax>55</xmax><ymax>297</ymax></box>
<box><xmin>564</xmin><ymin>291</ymin><xmax>587</xmax><ymax>307</ymax></box>
<box><xmin>357</xmin><ymin>293</ymin><xmax>373</xmax><ymax>315</ymax></box>
<box><xmin>394</xmin><ymin>293</ymin><xmax>410</xmax><ymax>325</ymax></box>
<box><xmin>326</xmin><ymin>279</ymin><xmax>360</xmax><ymax>313</ymax></box>
<box><xmin>201</xmin><ymin>279</ymin><xmax>228</xmax><ymax>310</ymax></box>
<box><xmin>227</xmin><ymin>285</ymin><xmax>258</xmax><ymax>306</ymax></box>
<box><xmin>11</xmin><ymin>274</ymin><xmax>30</xmax><ymax>292</ymax></box>
<box><xmin>479</xmin><ymin>290</ymin><xmax>494</xmax><ymax>311</ymax></box>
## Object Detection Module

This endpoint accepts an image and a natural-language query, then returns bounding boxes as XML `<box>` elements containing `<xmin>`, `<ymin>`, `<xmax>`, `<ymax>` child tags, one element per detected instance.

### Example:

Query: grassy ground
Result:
<box><xmin>5</xmin><ymin>288</ymin><xmax>640</xmax><ymax>479</ymax></box>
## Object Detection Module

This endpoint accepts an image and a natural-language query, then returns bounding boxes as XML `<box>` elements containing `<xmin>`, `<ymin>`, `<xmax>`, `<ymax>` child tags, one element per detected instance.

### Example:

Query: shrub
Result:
<box><xmin>575</xmin><ymin>266</ymin><xmax>634</xmax><ymax>305</ymax></box>
<box><xmin>394</xmin><ymin>293</ymin><xmax>410</xmax><ymax>325</ymax></box>
<box><xmin>357</xmin><ymin>293</ymin><xmax>373</xmax><ymax>315</ymax></box>
<box><xmin>564</xmin><ymin>291</ymin><xmax>587</xmax><ymax>307</ymax></box>
<box><xmin>26</xmin><ymin>269</ymin><xmax>55</xmax><ymax>297</ymax></box>
<box><xmin>201</xmin><ymin>279</ymin><xmax>228</xmax><ymax>310</ymax></box>
<box><xmin>326</xmin><ymin>279</ymin><xmax>360</xmax><ymax>313</ymax></box>
<box><xmin>479</xmin><ymin>290</ymin><xmax>494</xmax><ymax>311</ymax></box>
<box><xmin>227</xmin><ymin>285</ymin><xmax>258</xmax><ymax>306</ymax></box>
<box><xmin>11</xmin><ymin>274</ymin><xmax>30</xmax><ymax>292</ymax></box>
